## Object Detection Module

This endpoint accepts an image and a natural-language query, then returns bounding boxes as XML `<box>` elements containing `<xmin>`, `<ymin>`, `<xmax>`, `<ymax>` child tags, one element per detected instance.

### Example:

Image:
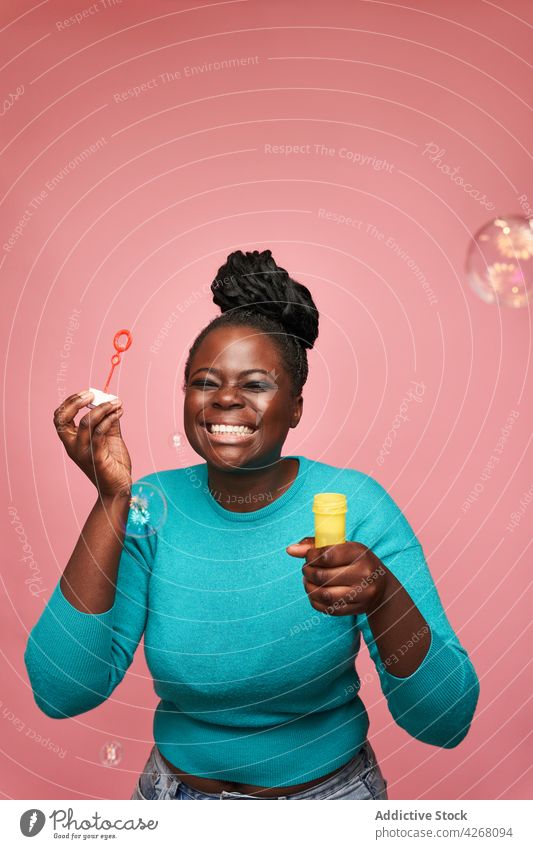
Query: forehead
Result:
<box><xmin>191</xmin><ymin>325</ymin><xmax>284</xmax><ymax>373</ymax></box>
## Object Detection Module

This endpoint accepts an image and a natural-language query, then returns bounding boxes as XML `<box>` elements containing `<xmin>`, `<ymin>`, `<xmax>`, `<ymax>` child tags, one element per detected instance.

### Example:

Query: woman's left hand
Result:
<box><xmin>286</xmin><ymin>537</ymin><xmax>391</xmax><ymax>616</ymax></box>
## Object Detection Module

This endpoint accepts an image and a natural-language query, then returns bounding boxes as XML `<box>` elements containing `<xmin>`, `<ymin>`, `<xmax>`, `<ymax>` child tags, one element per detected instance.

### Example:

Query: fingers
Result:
<box><xmin>303</xmin><ymin>545</ymin><xmax>384</xmax><ymax>594</ymax></box>
<box><xmin>304</xmin><ymin>541</ymin><xmax>367</xmax><ymax>568</ymax></box>
<box><xmin>76</xmin><ymin>398</ymin><xmax>122</xmax><ymax>453</ymax></box>
<box><xmin>286</xmin><ymin>536</ymin><xmax>315</xmax><ymax>556</ymax></box>
<box><xmin>304</xmin><ymin>576</ymin><xmax>355</xmax><ymax>606</ymax></box>
<box><xmin>303</xmin><ymin>578</ymin><xmax>360</xmax><ymax>615</ymax></box>
<box><xmin>53</xmin><ymin>390</ymin><xmax>95</xmax><ymax>452</ymax></box>
<box><xmin>90</xmin><ymin>406</ymin><xmax>124</xmax><ymax>437</ymax></box>
<box><xmin>302</xmin><ymin>562</ymin><xmax>355</xmax><ymax>587</ymax></box>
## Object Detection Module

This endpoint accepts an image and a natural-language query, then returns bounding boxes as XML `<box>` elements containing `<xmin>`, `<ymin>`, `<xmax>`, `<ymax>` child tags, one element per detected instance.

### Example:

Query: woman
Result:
<box><xmin>24</xmin><ymin>249</ymin><xmax>480</xmax><ymax>800</ymax></box>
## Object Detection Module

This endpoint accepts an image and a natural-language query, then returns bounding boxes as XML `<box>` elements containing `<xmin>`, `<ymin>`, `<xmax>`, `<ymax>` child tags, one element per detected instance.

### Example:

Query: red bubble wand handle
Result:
<box><xmin>103</xmin><ymin>329</ymin><xmax>133</xmax><ymax>392</ymax></box>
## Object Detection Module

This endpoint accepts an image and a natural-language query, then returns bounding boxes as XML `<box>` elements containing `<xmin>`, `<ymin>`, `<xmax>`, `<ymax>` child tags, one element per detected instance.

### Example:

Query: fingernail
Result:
<box><xmin>80</xmin><ymin>390</ymin><xmax>93</xmax><ymax>399</ymax></box>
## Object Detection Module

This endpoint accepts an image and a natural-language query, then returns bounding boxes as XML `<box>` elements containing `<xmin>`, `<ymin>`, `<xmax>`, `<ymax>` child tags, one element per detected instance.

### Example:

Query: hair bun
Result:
<box><xmin>211</xmin><ymin>249</ymin><xmax>319</xmax><ymax>349</ymax></box>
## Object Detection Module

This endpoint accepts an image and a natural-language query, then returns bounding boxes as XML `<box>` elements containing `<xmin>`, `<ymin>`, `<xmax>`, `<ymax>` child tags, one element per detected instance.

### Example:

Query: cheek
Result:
<box><xmin>183</xmin><ymin>402</ymin><xmax>201</xmax><ymax>432</ymax></box>
<box><xmin>259</xmin><ymin>392</ymin><xmax>289</xmax><ymax>418</ymax></box>
<box><xmin>184</xmin><ymin>393</ymin><xmax>202</xmax><ymax>414</ymax></box>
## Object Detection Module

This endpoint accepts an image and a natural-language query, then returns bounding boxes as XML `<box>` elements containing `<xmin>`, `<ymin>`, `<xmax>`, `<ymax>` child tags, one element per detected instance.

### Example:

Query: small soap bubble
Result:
<box><xmin>465</xmin><ymin>215</ymin><xmax>533</xmax><ymax>308</ymax></box>
<box><xmin>113</xmin><ymin>480</ymin><xmax>168</xmax><ymax>538</ymax></box>
<box><xmin>99</xmin><ymin>740</ymin><xmax>123</xmax><ymax>767</ymax></box>
<box><xmin>168</xmin><ymin>431</ymin><xmax>185</xmax><ymax>451</ymax></box>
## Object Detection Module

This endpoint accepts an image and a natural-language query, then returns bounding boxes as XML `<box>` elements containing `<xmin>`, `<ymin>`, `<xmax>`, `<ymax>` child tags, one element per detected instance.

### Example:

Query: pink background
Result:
<box><xmin>1</xmin><ymin>0</ymin><xmax>531</xmax><ymax>800</ymax></box>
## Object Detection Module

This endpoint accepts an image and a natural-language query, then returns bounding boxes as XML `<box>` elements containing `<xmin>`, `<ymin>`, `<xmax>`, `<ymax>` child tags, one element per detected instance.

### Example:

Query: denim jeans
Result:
<box><xmin>130</xmin><ymin>740</ymin><xmax>388</xmax><ymax>800</ymax></box>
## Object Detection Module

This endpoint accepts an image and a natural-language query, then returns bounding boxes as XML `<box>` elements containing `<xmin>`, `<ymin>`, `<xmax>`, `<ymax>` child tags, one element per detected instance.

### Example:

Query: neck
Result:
<box><xmin>206</xmin><ymin>454</ymin><xmax>299</xmax><ymax>513</ymax></box>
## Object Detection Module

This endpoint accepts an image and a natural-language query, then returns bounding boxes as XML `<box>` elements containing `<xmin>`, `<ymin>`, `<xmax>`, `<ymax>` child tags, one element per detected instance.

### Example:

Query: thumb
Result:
<box><xmin>286</xmin><ymin>536</ymin><xmax>315</xmax><ymax>557</ymax></box>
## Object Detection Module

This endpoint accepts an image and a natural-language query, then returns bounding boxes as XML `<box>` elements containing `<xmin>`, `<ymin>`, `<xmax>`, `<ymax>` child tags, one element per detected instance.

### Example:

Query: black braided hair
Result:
<box><xmin>182</xmin><ymin>249</ymin><xmax>319</xmax><ymax>396</ymax></box>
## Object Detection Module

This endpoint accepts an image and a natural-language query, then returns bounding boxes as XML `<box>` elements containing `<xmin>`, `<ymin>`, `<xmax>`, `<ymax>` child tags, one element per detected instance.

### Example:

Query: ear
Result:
<box><xmin>290</xmin><ymin>394</ymin><xmax>303</xmax><ymax>429</ymax></box>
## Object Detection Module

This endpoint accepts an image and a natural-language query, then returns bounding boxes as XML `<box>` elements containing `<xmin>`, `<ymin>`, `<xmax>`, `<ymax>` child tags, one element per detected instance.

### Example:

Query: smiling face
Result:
<box><xmin>183</xmin><ymin>325</ymin><xmax>303</xmax><ymax>471</ymax></box>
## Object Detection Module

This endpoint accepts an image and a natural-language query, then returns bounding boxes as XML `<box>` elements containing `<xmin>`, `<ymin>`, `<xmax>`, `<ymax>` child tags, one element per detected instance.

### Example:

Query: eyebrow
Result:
<box><xmin>190</xmin><ymin>368</ymin><xmax>273</xmax><ymax>379</ymax></box>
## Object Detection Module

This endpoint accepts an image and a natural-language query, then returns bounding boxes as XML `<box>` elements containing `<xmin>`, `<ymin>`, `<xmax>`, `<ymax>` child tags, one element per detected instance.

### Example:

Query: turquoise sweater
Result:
<box><xmin>24</xmin><ymin>455</ymin><xmax>480</xmax><ymax>787</ymax></box>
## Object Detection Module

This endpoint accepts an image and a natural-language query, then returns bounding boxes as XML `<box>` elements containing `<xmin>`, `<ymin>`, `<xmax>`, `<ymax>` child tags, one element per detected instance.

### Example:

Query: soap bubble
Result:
<box><xmin>99</xmin><ymin>740</ymin><xmax>123</xmax><ymax>767</ymax></box>
<box><xmin>465</xmin><ymin>215</ymin><xmax>533</xmax><ymax>308</ymax></box>
<box><xmin>112</xmin><ymin>480</ymin><xmax>168</xmax><ymax>538</ymax></box>
<box><xmin>168</xmin><ymin>431</ymin><xmax>185</xmax><ymax>451</ymax></box>
<box><xmin>168</xmin><ymin>430</ymin><xmax>194</xmax><ymax>467</ymax></box>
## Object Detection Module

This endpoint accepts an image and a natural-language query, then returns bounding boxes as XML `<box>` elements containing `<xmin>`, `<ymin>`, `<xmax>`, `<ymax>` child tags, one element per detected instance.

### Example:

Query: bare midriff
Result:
<box><xmin>158</xmin><ymin>751</ymin><xmax>351</xmax><ymax>798</ymax></box>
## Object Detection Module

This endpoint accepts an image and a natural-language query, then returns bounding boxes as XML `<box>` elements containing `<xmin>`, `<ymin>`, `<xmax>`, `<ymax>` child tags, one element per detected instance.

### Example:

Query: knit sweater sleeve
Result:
<box><xmin>23</xmin><ymin>483</ymin><xmax>155</xmax><ymax>719</ymax></box>
<box><xmin>349</xmin><ymin>474</ymin><xmax>480</xmax><ymax>749</ymax></box>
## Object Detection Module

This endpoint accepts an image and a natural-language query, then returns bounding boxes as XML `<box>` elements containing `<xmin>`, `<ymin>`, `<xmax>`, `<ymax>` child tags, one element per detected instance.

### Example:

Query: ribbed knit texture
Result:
<box><xmin>24</xmin><ymin>455</ymin><xmax>480</xmax><ymax>787</ymax></box>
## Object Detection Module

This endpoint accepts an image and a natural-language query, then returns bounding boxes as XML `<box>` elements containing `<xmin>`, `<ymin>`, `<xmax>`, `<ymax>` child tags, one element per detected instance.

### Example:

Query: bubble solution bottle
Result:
<box><xmin>312</xmin><ymin>493</ymin><xmax>348</xmax><ymax>547</ymax></box>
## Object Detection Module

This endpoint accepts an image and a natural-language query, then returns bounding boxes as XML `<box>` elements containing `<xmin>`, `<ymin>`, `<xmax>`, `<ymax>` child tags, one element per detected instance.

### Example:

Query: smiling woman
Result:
<box><xmin>24</xmin><ymin>248</ymin><xmax>479</xmax><ymax>801</ymax></box>
<box><xmin>181</xmin><ymin>249</ymin><xmax>319</xmax><ymax>501</ymax></box>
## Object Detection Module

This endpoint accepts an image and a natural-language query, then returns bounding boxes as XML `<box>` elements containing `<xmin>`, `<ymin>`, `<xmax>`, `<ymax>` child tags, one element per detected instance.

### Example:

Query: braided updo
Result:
<box><xmin>183</xmin><ymin>249</ymin><xmax>319</xmax><ymax>396</ymax></box>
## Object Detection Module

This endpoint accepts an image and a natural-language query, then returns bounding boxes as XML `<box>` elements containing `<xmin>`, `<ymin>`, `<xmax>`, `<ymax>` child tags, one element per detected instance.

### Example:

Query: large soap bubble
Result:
<box><xmin>465</xmin><ymin>215</ymin><xmax>533</xmax><ymax>308</ymax></box>
<box><xmin>111</xmin><ymin>480</ymin><xmax>168</xmax><ymax>538</ymax></box>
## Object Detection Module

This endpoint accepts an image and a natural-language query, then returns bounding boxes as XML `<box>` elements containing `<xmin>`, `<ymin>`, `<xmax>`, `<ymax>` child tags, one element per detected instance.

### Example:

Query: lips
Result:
<box><xmin>198</xmin><ymin>419</ymin><xmax>258</xmax><ymax>442</ymax></box>
<box><xmin>199</xmin><ymin>420</ymin><xmax>258</xmax><ymax>432</ymax></box>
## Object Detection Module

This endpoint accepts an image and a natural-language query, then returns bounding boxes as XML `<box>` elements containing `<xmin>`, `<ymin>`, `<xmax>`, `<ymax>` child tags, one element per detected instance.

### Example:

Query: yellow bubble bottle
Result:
<box><xmin>312</xmin><ymin>493</ymin><xmax>348</xmax><ymax>547</ymax></box>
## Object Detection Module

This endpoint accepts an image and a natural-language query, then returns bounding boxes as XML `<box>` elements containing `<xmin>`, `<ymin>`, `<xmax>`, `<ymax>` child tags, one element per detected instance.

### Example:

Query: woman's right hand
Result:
<box><xmin>53</xmin><ymin>390</ymin><xmax>132</xmax><ymax>498</ymax></box>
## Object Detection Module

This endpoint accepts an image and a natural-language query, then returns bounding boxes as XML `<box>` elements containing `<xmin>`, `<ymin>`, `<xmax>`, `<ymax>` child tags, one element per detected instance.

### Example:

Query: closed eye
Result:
<box><xmin>191</xmin><ymin>380</ymin><xmax>274</xmax><ymax>391</ymax></box>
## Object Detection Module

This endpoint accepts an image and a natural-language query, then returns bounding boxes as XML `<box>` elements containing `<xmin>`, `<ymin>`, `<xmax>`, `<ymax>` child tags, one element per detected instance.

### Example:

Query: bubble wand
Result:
<box><xmin>87</xmin><ymin>329</ymin><xmax>133</xmax><ymax>408</ymax></box>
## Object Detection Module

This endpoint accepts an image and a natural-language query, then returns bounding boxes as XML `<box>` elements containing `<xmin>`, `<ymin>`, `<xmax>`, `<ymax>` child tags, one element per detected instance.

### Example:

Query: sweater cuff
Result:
<box><xmin>378</xmin><ymin>626</ymin><xmax>478</xmax><ymax>747</ymax></box>
<box><xmin>380</xmin><ymin>622</ymin><xmax>436</xmax><ymax>685</ymax></box>
<box><xmin>45</xmin><ymin>578</ymin><xmax>116</xmax><ymax>631</ymax></box>
<box><xmin>24</xmin><ymin>581</ymin><xmax>117</xmax><ymax>715</ymax></box>
<box><xmin>37</xmin><ymin>579</ymin><xmax>116</xmax><ymax>658</ymax></box>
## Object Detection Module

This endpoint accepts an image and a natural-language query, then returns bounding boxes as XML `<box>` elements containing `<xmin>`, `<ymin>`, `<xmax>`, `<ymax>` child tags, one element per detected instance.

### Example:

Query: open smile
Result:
<box><xmin>198</xmin><ymin>421</ymin><xmax>258</xmax><ymax>442</ymax></box>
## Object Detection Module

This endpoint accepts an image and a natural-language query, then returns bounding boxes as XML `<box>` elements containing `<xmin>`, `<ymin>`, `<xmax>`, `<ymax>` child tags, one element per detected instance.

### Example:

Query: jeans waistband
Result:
<box><xmin>152</xmin><ymin>740</ymin><xmax>370</xmax><ymax>800</ymax></box>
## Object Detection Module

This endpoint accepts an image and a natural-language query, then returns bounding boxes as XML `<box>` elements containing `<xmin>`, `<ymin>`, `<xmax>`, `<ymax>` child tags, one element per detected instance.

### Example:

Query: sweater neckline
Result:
<box><xmin>199</xmin><ymin>454</ymin><xmax>308</xmax><ymax>522</ymax></box>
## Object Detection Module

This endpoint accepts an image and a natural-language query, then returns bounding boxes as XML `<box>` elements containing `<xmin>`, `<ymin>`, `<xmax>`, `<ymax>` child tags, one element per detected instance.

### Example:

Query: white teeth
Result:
<box><xmin>208</xmin><ymin>424</ymin><xmax>254</xmax><ymax>434</ymax></box>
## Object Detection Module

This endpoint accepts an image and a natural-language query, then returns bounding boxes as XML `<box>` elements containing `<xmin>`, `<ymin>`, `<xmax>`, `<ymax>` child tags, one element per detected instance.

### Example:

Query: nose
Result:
<box><xmin>211</xmin><ymin>384</ymin><xmax>245</xmax><ymax>409</ymax></box>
